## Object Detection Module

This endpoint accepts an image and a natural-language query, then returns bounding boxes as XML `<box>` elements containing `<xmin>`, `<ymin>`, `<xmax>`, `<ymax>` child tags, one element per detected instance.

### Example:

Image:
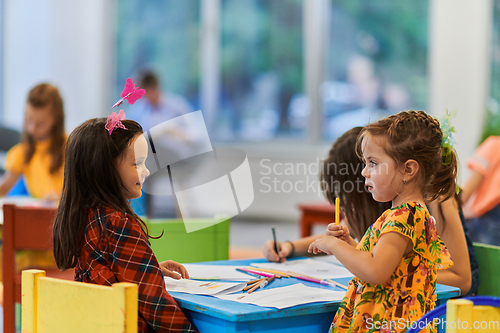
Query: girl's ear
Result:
<box><xmin>403</xmin><ymin>159</ymin><xmax>419</xmax><ymax>181</ymax></box>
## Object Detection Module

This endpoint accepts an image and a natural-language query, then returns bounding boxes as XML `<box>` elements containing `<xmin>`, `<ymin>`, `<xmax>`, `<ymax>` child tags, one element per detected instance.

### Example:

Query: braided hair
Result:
<box><xmin>357</xmin><ymin>110</ymin><xmax>458</xmax><ymax>203</ymax></box>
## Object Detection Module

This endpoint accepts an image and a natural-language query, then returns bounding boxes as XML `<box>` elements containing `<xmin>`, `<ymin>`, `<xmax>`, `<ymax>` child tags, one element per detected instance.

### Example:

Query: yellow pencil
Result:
<box><xmin>335</xmin><ymin>197</ymin><xmax>340</xmax><ymax>225</ymax></box>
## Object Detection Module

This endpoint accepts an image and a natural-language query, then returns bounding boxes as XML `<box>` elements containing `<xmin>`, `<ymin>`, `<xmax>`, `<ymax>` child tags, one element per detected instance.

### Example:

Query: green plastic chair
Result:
<box><xmin>143</xmin><ymin>217</ymin><xmax>230</xmax><ymax>263</ymax></box>
<box><xmin>473</xmin><ymin>242</ymin><xmax>500</xmax><ymax>297</ymax></box>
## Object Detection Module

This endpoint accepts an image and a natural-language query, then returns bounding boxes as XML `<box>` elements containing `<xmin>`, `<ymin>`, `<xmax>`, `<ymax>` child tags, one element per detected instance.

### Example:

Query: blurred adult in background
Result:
<box><xmin>128</xmin><ymin>69</ymin><xmax>194</xmax><ymax>130</ymax></box>
<box><xmin>128</xmin><ymin>69</ymin><xmax>198</xmax><ymax>217</ymax></box>
<box><xmin>0</xmin><ymin>83</ymin><xmax>67</xmax><ymax>272</ymax></box>
<box><xmin>462</xmin><ymin>136</ymin><xmax>500</xmax><ymax>246</ymax></box>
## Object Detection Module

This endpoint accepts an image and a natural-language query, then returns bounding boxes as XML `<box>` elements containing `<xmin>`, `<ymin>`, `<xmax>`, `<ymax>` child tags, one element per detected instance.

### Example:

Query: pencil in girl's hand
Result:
<box><xmin>272</xmin><ymin>227</ymin><xmax>280</xmax><ymax>255</ymax></box>
<box><xmin>335</xmin><ymin>197</ymin><xmax>340</xmax><ymax>225</ymax></box>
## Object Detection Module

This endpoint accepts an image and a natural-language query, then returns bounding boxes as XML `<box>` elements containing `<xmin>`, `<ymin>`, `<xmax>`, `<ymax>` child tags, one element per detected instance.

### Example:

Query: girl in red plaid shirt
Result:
<box><xmin>53</xmin><ymin>116</ymin><xmax>198</xmax><ymax>333</ymax></box>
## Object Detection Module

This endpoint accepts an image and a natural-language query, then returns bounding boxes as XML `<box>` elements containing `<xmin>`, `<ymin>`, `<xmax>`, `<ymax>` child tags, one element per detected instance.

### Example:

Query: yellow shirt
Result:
<box><xmin>4</xmin><ymin>138</ymin><xmax>65</xmax><ymax>198</ymax></box>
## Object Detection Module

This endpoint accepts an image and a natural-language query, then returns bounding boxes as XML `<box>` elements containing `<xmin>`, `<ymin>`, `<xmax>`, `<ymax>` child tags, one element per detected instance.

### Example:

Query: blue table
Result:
<box><xmin>170</xmin><ymin>258</ymin><xmax>461</xmax><ymax>333</ymax></box>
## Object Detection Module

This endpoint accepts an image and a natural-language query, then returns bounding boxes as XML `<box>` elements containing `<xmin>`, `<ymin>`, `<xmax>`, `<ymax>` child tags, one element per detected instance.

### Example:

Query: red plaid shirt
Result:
<box><xmin>75</xmin><ymin>207</ymin><xmax>198</xmax><ymax>333</ymax></box>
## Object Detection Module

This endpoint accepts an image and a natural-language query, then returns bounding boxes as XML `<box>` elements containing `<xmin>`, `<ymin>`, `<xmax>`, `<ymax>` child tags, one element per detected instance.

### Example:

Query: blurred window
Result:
<box><xmin>116</xmin><ymin>1</ymin><xmax>201</xmax><ymax>109</ymax></box>
<box><xmin>322</xmin><ymin>0</ymin><xmax>429</xmax><ymax>141</ymax></box>
<box><xmin>0</xmin><ymin>0</ymin><xmax>4</xmax><ymax>121</ymax></box>
<box><xmin>217</xmin><ymin>0</ymin><xmax>304</xmax><ymax>141</ymax></box>
<box><xmin>483</xmin><ymin>0</ymin><xmax>500</xmax><ymax>142</ymax></box>
<box><xmin>116</xmin><ymin>1</ymin><xmax>428</xmax><ymax>143</ymax></box>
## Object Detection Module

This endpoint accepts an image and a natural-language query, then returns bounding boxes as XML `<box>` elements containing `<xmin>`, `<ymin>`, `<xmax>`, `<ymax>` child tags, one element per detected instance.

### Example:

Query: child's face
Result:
<box><xmin>360</xmin><ymin>135</ymin><xmax>404</xmax><ymax>204</ymax></box>
<box><xmin>145</xmin><ymin>86</ymin><xmax>160</xmax><ymax>106</ymax></box>
<box><xmin>117</xmin><ymin>134</ymin><xmax>150</xmax><ymax>199</ymax></box>
<box><xmin>25</xmin><ymin>103</ymin><xmax>56</xmax><ymax>141</ymax></box>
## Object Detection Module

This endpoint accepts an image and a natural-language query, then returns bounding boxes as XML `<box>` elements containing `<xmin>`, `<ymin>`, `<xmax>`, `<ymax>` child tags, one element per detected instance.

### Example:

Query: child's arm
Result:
<box><xmin>263</xmin><ymin>235</ymin><xmax>322</xmax><ymax>262</ymax></box>
<box><xmin>159</xmin><ymin>260</ymin><xmax>190</xmax><ymax>279</ymax></box>
<box><xmin>308</xmin><ymin>231</ymin><xmax>410</xmax><ymax>285</ymax></box>
<box><xmin>106</xmin><ymin>212</ymin><xmax>198</xmax><ymax>332</ymax></box>
<box><xmin>430</xmin><ymin>197</ymin><xmax>471</xmax><ymax>295</ymax></box>
<box><xmin>461</xmin><ymin>169</ymin><xmax>483</xmax><ymax>203</ymax></box>
<box><xmin>0</xmin><ymin>171</ymin><xmax>21</xmax><ymax>196</ymax></box>
<box><xmin>263</xmin><ymin>223</ymin><xmax>357</xmax><ymax>262</ymax></box>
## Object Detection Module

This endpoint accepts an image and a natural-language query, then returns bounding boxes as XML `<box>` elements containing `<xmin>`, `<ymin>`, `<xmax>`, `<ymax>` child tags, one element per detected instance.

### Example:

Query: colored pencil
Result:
<box><xmin>247</xmin><ymin>279</ymin><xmax>265</xmax><ymax>294</ymax></box>
<box><xmin>335</xmin><ymin>197</ymin><xmax>340</xmax><ymax>225</ymax></box>
<box><xmin>259</xmin><ymin>276</ymin><xmax>275</xmax><ymax>289</ymax></box>
<box><xmin>238</xmin><ymin>267</ymin><xmax>275</xmax><ymax>278</ymax></box>
<box><xmin>243</xmin><ymin>278</ymin><xmax>265</xmax><ymax>291</ymax></box>
<box><xmin>326</xmin><ymin>279</ymin><xmax>348</xmax><ymax>290</ymax></box>
<box><xmin>248</xmin><ymin>267</ymin><xmax>288</xmax><ymax>278</ymax></box>
<box><xmin>295</xmin><ymin>275</ymin><xmax>329</xmax><ymax>285</ymax></box>
<box><xmin>246</xmin><ymin>278</ymin><xmax>266</xmax><ymax>285</ymax></box>
<box><xmin>285</xmin><ymin>271</ymin><xmax>319</xmax><ymax>280</ymax></box>
<box><xmin>236</xmin><ymin>268</ymin><xmax>267</xmax><ymax>279</ymax></box>
<box><xmin>295</xmin><ymin>275</ymin><xmax>348</xmax><ymax>290</ymax></box>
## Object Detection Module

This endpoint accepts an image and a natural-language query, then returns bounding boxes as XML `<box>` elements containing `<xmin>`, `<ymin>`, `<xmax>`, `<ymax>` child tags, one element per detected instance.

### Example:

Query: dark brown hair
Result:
<box><xmin>137</xmin><ymin>69</ymin><xmax>160</xmax><ymax>89</ymax></box>
<box><xmin>321</xmin><ymin>127</ymin><xmax>391</xmax><ymax>240</ymax></box>
<box><xmin>23</xmin><ymin>83</ymin><xmax>66</xmax><ymax>174</ymax></box>
<box><xmin>53</xmin><ymin>118</ymin><xmax>149</xmax><ymax>270</ymax></box>
<box><xmin>357</xmin><ymin>110</ymin><xmax>458</xmax><ymax>204</ymax></box>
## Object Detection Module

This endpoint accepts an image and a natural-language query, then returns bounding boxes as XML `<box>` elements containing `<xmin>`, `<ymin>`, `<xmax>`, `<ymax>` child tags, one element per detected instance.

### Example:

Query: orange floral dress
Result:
<box><xmin>330</xmin><ymin>202</ymin><xmax>453</xmax><ymax>333</ymax></box>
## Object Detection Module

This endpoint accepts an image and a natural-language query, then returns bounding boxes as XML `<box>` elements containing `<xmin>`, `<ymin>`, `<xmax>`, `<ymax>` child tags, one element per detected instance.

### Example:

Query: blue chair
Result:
<box><xmin>130</xmin><ymin>194</ymin><xmax>146</xmax><ymax>216</ymax></box>
<box><xmin>6</xmin><ymin>176</ymin><xmax>29</xmax><ymax>196</ymax></box>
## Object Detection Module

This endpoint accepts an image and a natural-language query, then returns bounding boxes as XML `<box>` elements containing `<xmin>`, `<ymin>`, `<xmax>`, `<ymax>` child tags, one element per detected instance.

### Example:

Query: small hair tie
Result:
<box><xmin>439</xmin><ymin>109</ymin><xmax>461</xmax><ymax>194</ymax></box>
<box><xmin>439</xmin><ymin>109</ymin><xmax>457</xmax><ymax>166</ymax></box>
<box><xmin>105</xmin><ymin>109</ymin><xmax>127</xmax><ymax>135</ymax></box>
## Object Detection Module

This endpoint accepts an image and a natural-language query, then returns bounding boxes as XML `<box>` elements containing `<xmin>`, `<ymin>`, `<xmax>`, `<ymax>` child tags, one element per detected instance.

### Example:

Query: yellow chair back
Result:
<box><xmin>21</xmin><ymin>269</ymin><xmax>138</xmax><ymax>333</ymax></box>
<box><xmin>446</xmin><ymin>298</ymin><xmax>500</xmax><ymax>333</ymax></box>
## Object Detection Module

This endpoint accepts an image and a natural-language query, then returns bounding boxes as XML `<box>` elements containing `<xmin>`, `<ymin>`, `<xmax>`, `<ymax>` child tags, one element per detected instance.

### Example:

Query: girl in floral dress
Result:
<box><xmin>309</xmin><ymin>110</ymin><xmax>457</xmax><ymax>333</ymax></box>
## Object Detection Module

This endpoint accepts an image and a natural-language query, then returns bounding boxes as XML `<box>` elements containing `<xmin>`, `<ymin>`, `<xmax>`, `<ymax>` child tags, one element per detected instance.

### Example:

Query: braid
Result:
<box><xmin>358</xmin><ymin>110</ymin><xmax>458</xmax><ymax>203</ymax></box>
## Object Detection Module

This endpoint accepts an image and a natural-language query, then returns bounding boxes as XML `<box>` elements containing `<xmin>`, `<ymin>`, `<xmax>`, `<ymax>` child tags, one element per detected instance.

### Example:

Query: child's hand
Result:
<box><xmin>326</xmin><ymin>223</ymin><xmax>350</xmax><ymax>242</ymax></box>
<box><xmin>159</xmin><ymin>260</ymin><xmax>190</xmax><ymax>280</ymax></box>
<box><xmin>262</xmin><ymin>240</ymin><xmax>292</xmax><ymax>262</ymax></box>
<box><xmin>308</xmin><ymin>236</ymin><xmax>337</xmax><ymax>255</ymax></box>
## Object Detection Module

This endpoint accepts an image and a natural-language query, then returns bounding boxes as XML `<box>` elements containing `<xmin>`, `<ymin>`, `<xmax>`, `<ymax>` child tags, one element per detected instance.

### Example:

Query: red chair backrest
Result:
<box><xmin>2</xmin><ymin>203</ymin><xmax>74</xmax><ymax>333</ymax></box>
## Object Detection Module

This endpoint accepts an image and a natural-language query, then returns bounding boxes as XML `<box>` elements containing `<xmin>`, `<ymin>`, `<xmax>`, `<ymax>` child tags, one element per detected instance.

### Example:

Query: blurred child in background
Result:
<box><xmin>0</xmin><ymin>83</ymin><xmax>67</xmax><ymax>273</ymax></box>
<box><xmin>0</xmin><ymin>83</ymin><xmax>66</xmax><ymax>200</ymax></box>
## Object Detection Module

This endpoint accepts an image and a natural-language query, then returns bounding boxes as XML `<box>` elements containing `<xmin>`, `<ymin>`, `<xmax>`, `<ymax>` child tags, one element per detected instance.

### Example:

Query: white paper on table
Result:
<box><xmin>310</xmin><ymin>255</ymin><xmax>343</xmax><ymax>266</ymax></box>
<box><xmin>216</xmin><ymin>283</ymin><xmax>346</xmax><ymax>309</ymax></box>
<box><xmin>182</xmin><ymin>264</ymin><xmax>253</xmax><ymax>281</ymax></box>
<box><xmin>164</xmin><ymin>277</ymin><xmax>247</xmax><ymax>296</ymax></box>
<box><xmin>250</xmin><ymin>258</ymin><xmax>353</xmax><ymax>279</ymax></box>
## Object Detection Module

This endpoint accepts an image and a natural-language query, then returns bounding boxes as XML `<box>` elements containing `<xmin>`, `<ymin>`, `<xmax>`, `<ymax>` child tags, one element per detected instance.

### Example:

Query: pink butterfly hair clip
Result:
<box><xmin>112</xmin><ymin>77</ymin><xmax>146</xmax><ymax>109</ymax></box>
<box><xmin>105</xmin><ymin>109</ymin><xmax>127</xmax><ymax>135</ymax></box>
